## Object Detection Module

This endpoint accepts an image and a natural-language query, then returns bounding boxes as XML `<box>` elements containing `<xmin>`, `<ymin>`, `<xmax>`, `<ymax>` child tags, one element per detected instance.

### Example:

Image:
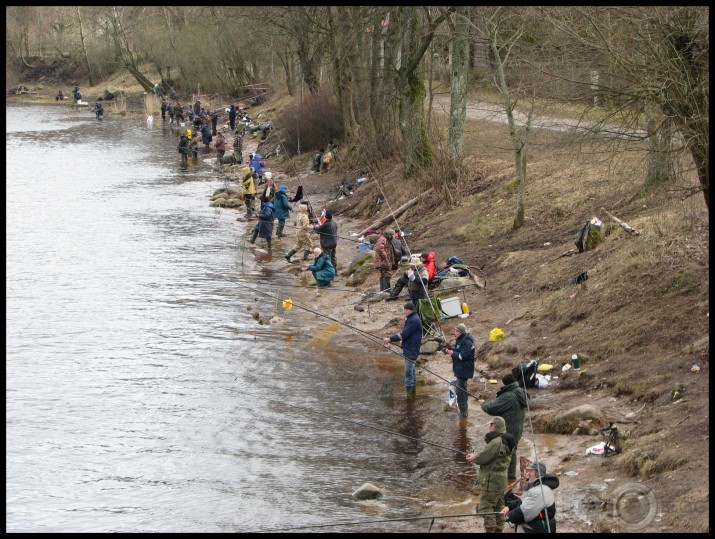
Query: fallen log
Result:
<box><xmin>359</xmin><ymin>188</ymin><xmax>435</xmax><ymax>236</ymax></box>
<box><xmin>601</xmin><ymin>207</ymin><xmax>639</xmax><ymax>236</ymax></box>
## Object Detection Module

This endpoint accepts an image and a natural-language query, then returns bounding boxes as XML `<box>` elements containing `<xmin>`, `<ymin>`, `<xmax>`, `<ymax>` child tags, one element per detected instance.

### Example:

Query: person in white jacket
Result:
<box><xmin>502</xmin><ymin>460</ymin><xmax>559</xmax><ymax>533</ymax></box>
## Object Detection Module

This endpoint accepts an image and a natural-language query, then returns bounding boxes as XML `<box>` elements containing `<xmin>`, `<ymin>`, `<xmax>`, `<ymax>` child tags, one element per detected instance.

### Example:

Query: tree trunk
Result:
<box><xmin>75</xmin><ymin>7</ymin><xmax>94</xmax><ymax>85</ymax></box>
<box><xmin>447</xmin><ymin>7</ymin><xmax>469</xmax><ymax>172</ymax></box>
<box><xmin>359</xmin><ymin>188</ymin><xmax>435</xmax><ymax>236</ymax></box>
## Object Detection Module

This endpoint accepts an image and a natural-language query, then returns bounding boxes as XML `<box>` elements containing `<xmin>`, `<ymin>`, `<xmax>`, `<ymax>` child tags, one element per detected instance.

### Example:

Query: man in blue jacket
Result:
<box><xmin>383</xmin><ymin>302</ymin><xmax>422</xmax><ymax>395</ymax></box>
<box><xmin>443</xmin><ymin>323</ymin><xmax>475</xmax><ymax>419</ymax></box>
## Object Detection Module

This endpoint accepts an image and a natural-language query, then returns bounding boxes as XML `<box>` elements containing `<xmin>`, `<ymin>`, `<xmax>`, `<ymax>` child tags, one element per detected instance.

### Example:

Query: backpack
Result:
<box><xmin>512</xmin><ymin>359</ymin><xmax>539</xmax><ymax>389</ymax></box>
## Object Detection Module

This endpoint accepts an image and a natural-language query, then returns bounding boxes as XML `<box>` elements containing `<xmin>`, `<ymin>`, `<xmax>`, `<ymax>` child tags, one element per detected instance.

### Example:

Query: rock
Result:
<box><xmin>269</xmin><ymin>316</ymin><xmax>283</xmax><ymax>324</ymax></box>
<box><xmin>102</xmin><ymin>86</ymin><xmax>124</xmax><ymax>101</ymax></box>
<box><xmin>354</xmin><ymin>305</ymin><xmax>365</xmax><ymax>312</ymax></box>
<box><xmin>553</xmin><ymin>404</ymin><xmax>604</xmax><ymax>423</ymax></box>
<box><xmin>589</xmin><ymin>428</ymin><xmax>601</xmax><ymax>436</ymax></box>
<box><xmin>419</xmin><ymin>340</ymin><xmax>441</xmax><ymax>355</ymax></box>
<box><xmin>352</xmin><ymin>482</ymin><xmax>384</xmax><ymax>500</ymax></box>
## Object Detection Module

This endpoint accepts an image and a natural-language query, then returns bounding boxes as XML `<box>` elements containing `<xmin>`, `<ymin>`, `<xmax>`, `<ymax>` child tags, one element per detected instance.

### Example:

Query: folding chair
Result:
<box><xmin>416</xmin><ymin>297</ymin><xmax>446</xmax><ymax>341</ymax></box>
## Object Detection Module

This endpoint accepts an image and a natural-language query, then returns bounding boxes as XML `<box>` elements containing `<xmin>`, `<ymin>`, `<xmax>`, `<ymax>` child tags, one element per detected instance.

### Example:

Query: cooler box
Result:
<box><xmin>440</xmin><ymin>297</ymin><xmax>463</xmax><ymax>318</ymax></box>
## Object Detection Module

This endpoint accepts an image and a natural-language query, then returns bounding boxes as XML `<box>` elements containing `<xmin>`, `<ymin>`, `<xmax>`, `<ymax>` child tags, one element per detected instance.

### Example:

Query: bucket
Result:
<box><xmin>571</xmin><ymin>354</ymin><xmax>581</xmax><ymax>370</ymax></box>
<box><xmin>462</xmin><ymin>302</ymin><xmax>469</xmax><ymax>314</ymax></box>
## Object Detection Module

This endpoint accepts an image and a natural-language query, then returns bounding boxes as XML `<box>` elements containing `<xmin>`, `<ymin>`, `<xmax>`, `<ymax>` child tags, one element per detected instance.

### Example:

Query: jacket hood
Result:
<box><xmin>529</xmin><ymin>473</ymin><xmax>560</xmax><ymax>490</ymax></box>
<box><xmin>264</xmin><ymin>202</ymin><xmax>274</xmax><ymax>209</ymax></box>
<box><xmin>426</xmin><ymin>251</ymin><xmax>435</xmax><ymax>263</ymax></box>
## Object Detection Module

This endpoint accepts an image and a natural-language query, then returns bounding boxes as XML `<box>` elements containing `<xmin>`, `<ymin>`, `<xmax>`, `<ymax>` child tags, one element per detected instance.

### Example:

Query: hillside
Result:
<box><xmin>10</xmin><ymin>73</ymin><xmax>709</xmax><ymax>532</ymax></box>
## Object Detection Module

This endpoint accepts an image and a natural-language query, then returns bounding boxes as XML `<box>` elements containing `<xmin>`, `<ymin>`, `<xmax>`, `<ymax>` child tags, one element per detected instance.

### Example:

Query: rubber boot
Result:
<box><xmin>276</xmin><ymin>224</ymin><xmax>285</xmax><ymax>237</ymax></box>
<box><xmin>249</xmin><ymin>229</ymin><xmax>258</xmax><ymax>244</ymax></box>
<box><xmin>385</xmin><ymin>279</ymin><xmax>405</xmax><ymax>301</ymax></box>
<box><xmin>379</xmin><ymin>276</ymin><xmax>391</xmax><ymax>295</ymax></box>
<box><xmin>303</xmin><ymin>250</ymin><xmax>311</xmax><ymax>261</ymax></box>
<box><xmin>405</xmin><ymin>386</ymin><xmax>416</xmax><ymax>396</ymax></box>
<box><xmin>266</xmin><ymin>237</ymin><xmax>272</xmax><ymax>250</ymax></box>
<box><xmin>285</xmin><ymin>249</ymin><xmax>297</xmax><ymax>262</ymax></box>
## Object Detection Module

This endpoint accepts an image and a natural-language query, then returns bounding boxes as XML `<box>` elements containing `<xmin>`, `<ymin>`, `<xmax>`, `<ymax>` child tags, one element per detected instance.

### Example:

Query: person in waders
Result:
<box><xmin>177</xmin><ymin>134</ymin><xmax>190</xmax><ymax>163</ymax></box>
<box><xmin>466</xmin><ymin>416</ymin><xmax>515</xmax><ymax>533</ymax></box>
<box><xmin>374</xmin><ymin>228</ymin><xmax>395</xmax><ymax>295</ymax></box>
<box><xmin>249</xmin><ymin>201</ymin><xmax>274</xmax><ymax>250</ymax></box>
<box><xmin>443</xmin><ymin>323</ymin><xmax>475</xmax><ymax>419</ymax></box>
<box><xmin>383</xmin><ymin>302</ymin><xmax>422</xmax><ymax>396</ymax></box>
<box><xmin>285</xmin><ymin>203</ymin><xmax>314</xmax><ymax>263</ymax></box>
<box><xmin>272</xmin><ymin>185</ymin><xmax>291</xmax><ymax>238</ymax></box>
<box><xmin>240</xmin><ymin>166</ymin><xmax>257</xmax><ymax>220</ymax></box>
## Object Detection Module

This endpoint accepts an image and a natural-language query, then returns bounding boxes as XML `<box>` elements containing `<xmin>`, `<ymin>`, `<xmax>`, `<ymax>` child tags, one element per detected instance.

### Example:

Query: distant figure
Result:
<box><xmin>55</xmin><ymin>89</ymin><xmax>64</xmax><ymax>101</ymax></box>
<box><xmin>193</xmin><ymin>99</ymin><xmax>201</xmax><ymax>116</ymax></box>
<box><xmin>72</xmin><ymin>85</ymin><xmax>81</xmax><ymax>103</ymax></box>
<box><xmin>232</xmin><ymin>130</ymin><xmax>243</xmax><ymax>164</ymax></box>
<box><xmin>160</xmin><ymin>97</ymin><xmax>167</xmax><ymax>120</ymax></box>
<box><xmin>374</xmin><ymin>228</ymin><xmax>395</xmax><ymax>294</ymax></box>
<box><xmin>240</xmin><ymin>167</ymin><xmax>257</xmax><ymax>219</ymax></box>
<box><xmin>175</xmin><ymin>102</ymin><xmax>185</xmax><ymax>123</ymax></box>
<box><xmin>272</xmin><ymin>185</ymin><xmax>291</xmax><ymax>238</ymax></box>
<box><xmin>215</xmin><ymin>132</ymin><xmax>226</xmax><ymax>168</ymax></box>
<box><xmin>228</xmin><ymin>104</ymin><xmax>237</xmax><ymax>131</ymax></box>
<box><xmin>167</xmin><ymin>101</ymin><xmax>175</xmax><ymax>124</ymax></box>
<box><xmin>249</xmin><ymin>152</ymin><xmax>266</xmax><ymax>182</ymax></box>
<box><xmin>210</xmin><ymin>109</ymin><xmax>220</xmax><ymax>136</ymax></box>
<box><xmin>92</xmin><ymin>101</ymin><xmax>104</xmax><ymax>120</ymax></box>
<box><xmin>152</xmin><ymin>83</ymin><xmax>159</xmax><ymax>95</ymax></box>
<box><xmin>201</xmin><ymin>123</ymin><xmax>212</xmax><ymax>150</ymax></box>
<box><xmin>189</xmin><ymin>133</ymin><xmax>199</xmax><ymax>159</ymax></box>
<box><xmin>311</xmin><ymin>148</ymin><xmax>324</xmax><ymax>173</ymax></box>
<box><xmin>177</xmin><ymin>134</ymin><xmax>190</xmax><ymax>163</ymax></box>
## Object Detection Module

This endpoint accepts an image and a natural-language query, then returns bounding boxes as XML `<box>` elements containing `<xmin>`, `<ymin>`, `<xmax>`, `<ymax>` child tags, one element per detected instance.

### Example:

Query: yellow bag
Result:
<box><xmin>489</xmin><ymin>327</ymin><xmax>505</xmax><ymax>342</ymax></box>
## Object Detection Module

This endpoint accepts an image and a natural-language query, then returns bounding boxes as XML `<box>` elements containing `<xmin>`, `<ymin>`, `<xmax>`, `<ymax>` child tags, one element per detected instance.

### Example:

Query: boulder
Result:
<box><xmin>352</xmin><ymin>482</ymin><xmax>384</xmax><ymax>500</ymax></box>
<box><xmin>102</xmin><ymin>86</ymin><xmax>124</xmax><ymax>101</ymax></box>
<box><xmin>553</xmin><ymin>404</ymin><xmax>604</xmax><ymax>423</ymax></box>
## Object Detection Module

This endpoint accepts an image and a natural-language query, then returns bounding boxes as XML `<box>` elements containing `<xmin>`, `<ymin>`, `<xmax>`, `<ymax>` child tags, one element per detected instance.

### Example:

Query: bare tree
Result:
<box><xmin>447</xmin><ymin>6</ymin><xmax>470</xmax><ymax>174</ymax></box>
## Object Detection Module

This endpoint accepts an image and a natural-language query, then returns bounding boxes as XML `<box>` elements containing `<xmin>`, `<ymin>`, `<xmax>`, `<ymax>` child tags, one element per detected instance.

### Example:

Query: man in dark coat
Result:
<box><xmin>201</xmin><ymin>123</ymin><xmax>212</xmax><ymax>150</ymax></box>
<box><xmin>228</xmin><ymin>104</ymin><xmax>237</xmax><ymax>131</ymax></box>
<box><xmin>210</xmin><ymin>109</ymin><xmax>220</xmax><ymax>136</ymax></box>
<box><xmin>313</xmin><ymin>211</ymin><xmax>338</xmax><ymax>270</ymax></box>
<box><xmin>249</xmin><ymin>201</ymin><xmax>274</xmax><ymax>250</ymax></box>
<box><xmin>161</xmin><ymin>97</ymin><xmax>167</xmax><ymax>120</ymax></box>
<box><xmin>443</xmin><ymin>323</ymin><xmax>475</xmax><ymax>418</ymax></box>
<box><xmin>480</xmin><ymin>373</ymin><xmax>530</xmax><ymax>482</ymax></box>
<box><xmin>383</xmin><ymin>302</ymin><xmax>422</xmax><ymax>395</ymax></box>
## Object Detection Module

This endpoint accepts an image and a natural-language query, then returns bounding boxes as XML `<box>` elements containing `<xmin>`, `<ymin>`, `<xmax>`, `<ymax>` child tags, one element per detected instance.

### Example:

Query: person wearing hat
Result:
<box><xmin>248</xmin><ymin>200</ymin><xmax>274</xmax><ymax>249</ymax></box>
<box><xmin>374</xmin><ymin>228</ymin><xmax>395</xmax><ymax>294</ymax></box>
<box><xmin>479</xmin><ymin>373</ymin><xmax>530</xmax><ymax>483</ymax></box>
<box><xmin>383</xmin><ymin>302</ymin><xmax>422</xmax><ymax>395</ymax></box>
<box><xmin>272</xmin><ymin>184</ymin><xmax>291</xmax><ymax>238</ymax></box>
<box><xmin>466</xmin><ymin>416</ymin><xmax>516</xmax><ymax>533</ymax></box>
<box><xmin>385</xmin><ymin>251</ymin><xmax>432</xmax><ymax>303</ymax></box>
<box><xmin>313</xmin><ymin>211</ymin><xmax>338</xmax><ymax>270</ymax></box>
<box><xmin>240</xmin><ymin>166</ymin><xmax>257</xmax><ymax>219</ymax></box>
<box><xmin>285</xmin><ymin>203</ymin><xmax>314</xmax><ymax>262</ymax></box>
<box><xmin>249</xmin><ymin>152</ymin><xmax>267</xmax><ymax>183</ymax></box>
<box><xmin>302</xmin><ymin>247</ymin><xmax>335</xmax><ymax>287</ymax></box>
<box><xmin>442</xmin><ymin>323</ymin><xmax>475</xmax><ymax>419</ymax></box>
<box><xmin>501</xmin><ymin>460</ymin><xmax>559</xmax><ymax>533</ymax></box>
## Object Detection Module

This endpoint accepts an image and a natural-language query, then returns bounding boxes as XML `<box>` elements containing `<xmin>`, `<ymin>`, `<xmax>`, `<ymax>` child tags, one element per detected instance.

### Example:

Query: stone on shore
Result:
<box><xmin>352</xmin><ymin>482</ymin><xmax>384</xmax><ymax>500</ymax></box>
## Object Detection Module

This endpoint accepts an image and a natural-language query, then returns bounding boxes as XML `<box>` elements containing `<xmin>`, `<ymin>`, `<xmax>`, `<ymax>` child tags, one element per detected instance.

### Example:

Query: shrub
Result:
<box><xmin>274</xmin><ymin>88</ymin><xmax>343</xmax><ymax>156</ymax></box>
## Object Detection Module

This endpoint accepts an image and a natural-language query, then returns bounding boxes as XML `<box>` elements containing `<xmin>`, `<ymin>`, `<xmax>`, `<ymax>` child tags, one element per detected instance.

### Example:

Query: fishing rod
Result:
<box><xmin>239</xmin><ymin>281</ymin><xmax>484</xmax><ymax>401</ymax></box>
<box><xmin>280</xmin><ymin>222</ymin><xmax>363</xmax><ymax>244</ymax></box>
<box><xmin>248</xmin><ymin>511</ymin><xmax>504</xmax><ymax>533</ymax></box>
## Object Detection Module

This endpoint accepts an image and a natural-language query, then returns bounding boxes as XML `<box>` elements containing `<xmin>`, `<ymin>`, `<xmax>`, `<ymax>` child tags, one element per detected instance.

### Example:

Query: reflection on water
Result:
<box><xmin>6</xmin><ymin>103</ymin><xmax>473</xmax><ymax>533</ymax></box>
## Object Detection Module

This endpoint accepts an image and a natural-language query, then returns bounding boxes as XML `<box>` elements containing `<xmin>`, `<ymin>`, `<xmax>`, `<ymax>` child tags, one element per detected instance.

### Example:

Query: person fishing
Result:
<box><xmin>442</xmin><ymin>323</ymin><xmax>475</xmax><ymax>419</ymax></box>
<box><xmin>177</xmin><ymin>133</ymin><xmax>190</xmax><ymax>163</ymax></box>
<box><xmin>285</xmin><ymin>203</ymin><xmax>314</xmax><ymax>262</ymax></box>
<box><xmin>72</xmin><ymin>85</ymin><xmax>81</xmax><ymax>103</ymax></box>
<box><xmin>273</xmin><ymin>185</ymin><xmax>291</xmax><ymax>238</ymax></box>
<box><xmin>248</xmin><ymin>201</ymin><xmax>274</xmax><ymax>250</ymax></box>
<box><xmin>302</xmin><ymin>247</ymin><xmax>336</xmax><ymax>288</ymax></box>
<box><xmin>92</xmin><ymin>100</ymin><xmax>104</xmax><ymax>119</ymax></box>
<box><xmin>466</xmin><ymin>416</ymin><xmax>516</xmax><ymax>533</ymax></box>
<box><xmin>501</xmin><ymin>461</ymin><xmax>559</xmax><ymax>533</ymax></box>
<box><xmin>383</xmin><ymin>302</ymin><xmax>422</xmax><ymax>396</ymax></box>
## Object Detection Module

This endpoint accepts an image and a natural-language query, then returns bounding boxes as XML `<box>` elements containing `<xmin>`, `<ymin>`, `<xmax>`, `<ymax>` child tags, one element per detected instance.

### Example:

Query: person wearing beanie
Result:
<box><xmin>314</xmin><ymin>210</ymin><xmax>338</xmax><ymax>270</ymax></box>
<box><xmin>479</xmin><ymin>371</ymin><xmax>530</xmax><ymax>482</ymax></box>
<box><xmin>272</xmin><ymin>184</ymin><xmax>291</xmax><ymax>238</ymax></box>
<box><xmin>502</xmin><ymin>460</ymin><xmax>559</xmax><ymax>533</ymax></box>
<box><xmin>383</xmin><ymin>301</ymin><xmax>422</xmax><ymax>395</ymax></box>
<box><xmin>286</xmin><ymin>203</ymin><xmax>314</xmax><ymax>262</ymax></box>
<box><xmin>374</xmin><ymin>228</ymin><xmax>395</xmax><ymax>295</ymax></box>
<box><xmin>466</xmin><ymin>416</ymin><xmax>516</xmax><ymax>533</ymax></box>
<box><xmin>442</xmin><ymin>323</ymin><xmax>475</xmax><ymax>419</ymax></box>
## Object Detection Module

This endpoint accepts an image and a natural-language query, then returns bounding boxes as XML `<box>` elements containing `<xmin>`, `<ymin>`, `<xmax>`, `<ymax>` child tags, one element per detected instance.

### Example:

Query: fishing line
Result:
<box><xmin>247</xmin><ymin>511</ymin><xmax>503</xmax><ymax>533</ymax></box>
<box><xmin>280</xmin><ymin>222</ymin><xmax>363</xmax><ymax>244</ymax></box>
<box><xmin>239</xmin><ymin>281</ymin><xmax>483</xmax><ymax>401</ymax></box>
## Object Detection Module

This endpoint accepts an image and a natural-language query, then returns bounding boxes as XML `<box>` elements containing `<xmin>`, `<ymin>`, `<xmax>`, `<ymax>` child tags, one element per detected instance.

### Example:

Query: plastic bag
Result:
<box><xmin>489</xmin><ymin>327</ymin><xmax>505</xmax><ymax>342</ymax></box>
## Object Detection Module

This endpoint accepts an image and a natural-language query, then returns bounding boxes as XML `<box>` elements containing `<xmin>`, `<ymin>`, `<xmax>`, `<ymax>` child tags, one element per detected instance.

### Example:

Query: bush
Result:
<box><xmin>274</xmin><ymin>88</ymin><xmax>343</xmax><ymax>156</ymax></box>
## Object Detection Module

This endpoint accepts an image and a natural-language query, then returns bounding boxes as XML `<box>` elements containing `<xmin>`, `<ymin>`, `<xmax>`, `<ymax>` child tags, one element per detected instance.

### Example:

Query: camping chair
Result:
<box><xmin>416</xmin><ymin>297</ymin><xmax>446</xmax><ymax>340</ymax></box>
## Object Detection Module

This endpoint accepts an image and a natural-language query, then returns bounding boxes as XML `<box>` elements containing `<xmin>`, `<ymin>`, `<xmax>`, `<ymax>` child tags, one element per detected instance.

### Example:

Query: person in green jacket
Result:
<box><xmin>479</xmin><ymin>373</ymin><xmax>530</xmax><ymax>482</ymax></box>
<box><xmin>466</xmin><ymin>416</ymin><xmax>516</xmax><ymax>533</ymax></box>
<box><xmin>177</xmin><ymin>134</ymin><xmax>190</xmax><ymax>163</ymax></box>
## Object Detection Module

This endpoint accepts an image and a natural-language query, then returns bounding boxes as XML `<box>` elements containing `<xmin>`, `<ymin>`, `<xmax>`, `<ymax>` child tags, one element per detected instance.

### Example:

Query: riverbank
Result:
<box><xmin>9</xmin><ymin>82</ymin><xmax>708</xmax><ymax>532</ymax></box>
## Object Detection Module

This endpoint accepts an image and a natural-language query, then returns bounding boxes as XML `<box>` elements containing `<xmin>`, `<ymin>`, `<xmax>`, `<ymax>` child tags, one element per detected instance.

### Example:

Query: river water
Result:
<box><xmin>6</xmin><ymin>104</ymin><xmax>478</xmax><ymax>532</ymax></box>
